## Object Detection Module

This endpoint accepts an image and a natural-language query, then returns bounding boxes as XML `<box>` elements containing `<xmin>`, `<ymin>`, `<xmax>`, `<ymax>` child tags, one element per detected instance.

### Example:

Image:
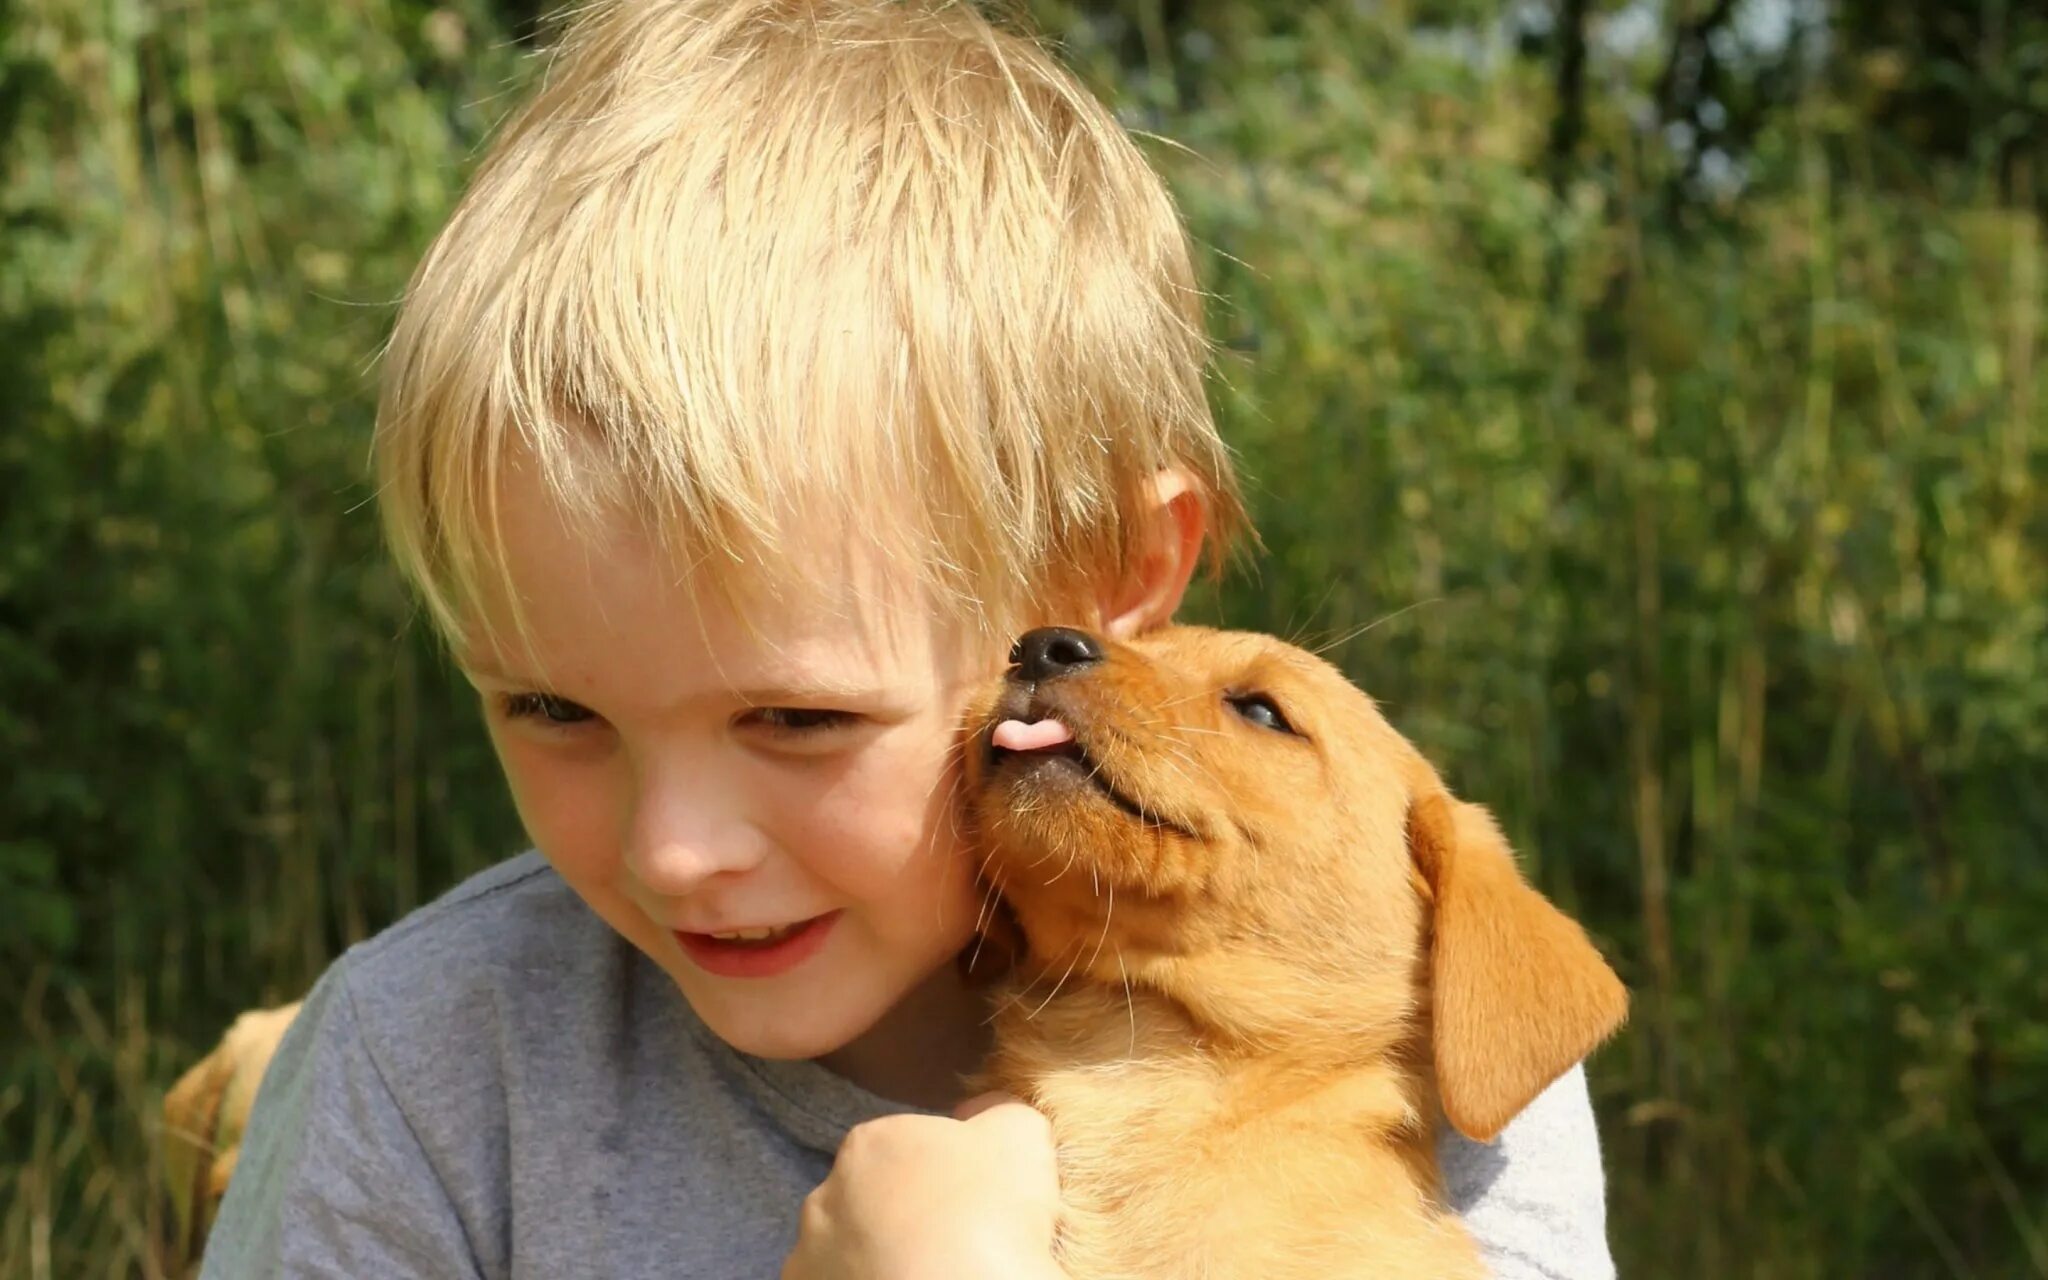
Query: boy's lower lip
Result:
<box><xmin>674</xmin><ymin>912</ymin><xmax>840</xmax><ymax>978</ymax></box>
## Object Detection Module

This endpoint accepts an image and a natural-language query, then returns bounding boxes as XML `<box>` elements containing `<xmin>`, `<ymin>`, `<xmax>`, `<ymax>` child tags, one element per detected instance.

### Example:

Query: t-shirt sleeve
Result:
<box><xmin>199</xmin><ymin>961</ymin><xmax>486</xmax><ymax>1279</ymax></box>
<box><xmin>1439</xmin><ymin>1064</ymin><xmax>1618</xmax><ymax>1280</ymax></box>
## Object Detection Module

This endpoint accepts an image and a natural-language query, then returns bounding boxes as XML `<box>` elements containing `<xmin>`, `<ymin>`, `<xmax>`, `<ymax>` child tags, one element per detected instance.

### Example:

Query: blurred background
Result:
<box><xmin>3</xmin><ymin>0</ymin><xmax>2044</xmax><ymax>1275</ymax></box>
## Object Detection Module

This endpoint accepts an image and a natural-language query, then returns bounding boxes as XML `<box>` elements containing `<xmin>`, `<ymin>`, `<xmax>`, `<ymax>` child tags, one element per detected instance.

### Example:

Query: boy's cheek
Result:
<box><xmin>491</xmin><ymin>740</ymin><xmax>623</xmax><ymax>875</ymax></box>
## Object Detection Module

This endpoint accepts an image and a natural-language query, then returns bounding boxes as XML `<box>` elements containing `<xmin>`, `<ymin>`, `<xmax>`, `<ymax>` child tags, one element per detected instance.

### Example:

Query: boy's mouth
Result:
<box><xmin>706</xmin><ymin>924</ymin><xmax>804</xmax><ymax>943</ymax></box>
<box><xmin>674</xmin><ymin>912</ymin><xmax>840</xmax><ymax>978</ymax></box>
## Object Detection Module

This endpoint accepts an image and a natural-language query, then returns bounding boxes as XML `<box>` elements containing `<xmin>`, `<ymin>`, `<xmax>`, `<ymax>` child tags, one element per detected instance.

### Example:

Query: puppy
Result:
<box><xmin>159</xmin><ymin>1000</ymin><xmax>302</xmax><ymax>1275</ymax></box>
<box><xmin>966</xmin><ymin>625</ymin><xmax>1628</xmax><ymax>1280</ymax></box>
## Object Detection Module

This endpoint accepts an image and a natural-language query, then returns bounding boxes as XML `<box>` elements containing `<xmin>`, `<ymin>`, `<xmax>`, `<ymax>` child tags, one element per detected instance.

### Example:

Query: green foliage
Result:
<box><xmin>1831</xmin><ymin>0</ymin><xmax>2048</xmax><ymax>187</ymax></box>
<box><xmin>1</xmin><ymin>0</ymin><xmax>527</xmax><ymax>1265</ymax></box>
<box><xmin>1109</xmin><ymin>9</ymin><xmax>2048</xmax><ymax>1274</ymax></box>
<box><xmin>5</xmin><ymin>2</ymin><xmax>2044</xmax><ymax>1277</ymax></box>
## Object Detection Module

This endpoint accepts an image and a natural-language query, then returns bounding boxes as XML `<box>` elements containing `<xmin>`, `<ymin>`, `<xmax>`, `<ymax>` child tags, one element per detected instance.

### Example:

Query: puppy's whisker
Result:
<box><xmin>1026</xmin><ymin>933</ymin><xmax>1089</xmax><ymax>1020</ymax></box>
<box><xmin>1149</xmin><ymin>688</ymin><xmax>1211</xmax><ymax>714</ymax></box>
<box><xmin>1083</xmin><ymin>880</ymin><xmax>1115</xmax><ymax>978</ymax></box>
<box><xmin>1154</xmin><ymin>740</ymin><xmax>1214</xmax><ymax>778</ymax></box>
<box><xmin>1151</xmin><ymin>747</ymin><xmax>1223</xmax><ymax>805</ymax></box>
<box><xmin>1284</xmin><ymin>579</ymin><xmax>1342</xmax><ymax>652</ymax></box>
<box><xmin>972</xmin><ymin>871</ymin><xmax>1006</xmax><ymax>938</ymax></box>
<box><xmin>1307</xmin><ymin>597</ymin><xmax>1443</xmax><ymax>660</ymax></box>
<box><xmin>1115</xmin><ymin>947</ymin><xmax>1137</xmax><ymax>1060</ymax></box>
<box><xmin>966</xmin><ymin>878</ymin><xmax>1004</xmax><ymax>974</ymax></box>
<box><xmin>1025</xmin><ymin>840</ymin><xmax>1065</xmax><ymax>870</ymax></box>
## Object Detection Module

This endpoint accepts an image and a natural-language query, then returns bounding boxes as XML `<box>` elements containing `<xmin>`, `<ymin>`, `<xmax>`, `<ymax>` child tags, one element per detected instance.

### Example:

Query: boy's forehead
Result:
<box><xmin>460</xmin><ymin>466</ymin><xmax>978</xmax><ymax>686</ymax></box>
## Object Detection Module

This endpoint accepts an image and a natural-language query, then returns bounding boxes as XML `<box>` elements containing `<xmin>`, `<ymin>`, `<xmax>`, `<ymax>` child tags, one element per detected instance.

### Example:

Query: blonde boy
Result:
<box><xmin>203</xmin><ymin>2</ymin><xmax>1615</xmax><ymax>1276</ymax></box>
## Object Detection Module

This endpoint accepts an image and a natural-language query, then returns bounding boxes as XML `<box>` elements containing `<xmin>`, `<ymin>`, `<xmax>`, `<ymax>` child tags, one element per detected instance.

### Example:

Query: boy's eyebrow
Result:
<box><xmin>453</xmin><ymin>657</ymin><xmax>891</xmax><ymax>705</ymax></box>
<box><xmin>453</xmin><ymin>654</ymin><xmax>513</xmax><ymax>681</ymax></box>
<box><xmin>730</xmin><ymin>678</ymin><xmax>895</xmax><ymax>705</ymax></box>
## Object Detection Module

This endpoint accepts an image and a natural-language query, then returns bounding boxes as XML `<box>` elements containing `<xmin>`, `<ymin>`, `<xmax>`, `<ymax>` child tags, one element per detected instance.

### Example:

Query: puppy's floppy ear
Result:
<box><xmin>1409</xmin><ymin>790</ymin><xmax>1627</xmax><ymax>1142</ymax></box>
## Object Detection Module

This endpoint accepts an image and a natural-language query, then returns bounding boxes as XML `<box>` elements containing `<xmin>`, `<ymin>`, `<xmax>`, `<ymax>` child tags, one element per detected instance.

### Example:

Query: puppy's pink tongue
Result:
<box><xmin>993</xmin><ymin>718</ymin><xmax>1074</xmax><ymax>751</ymax></box>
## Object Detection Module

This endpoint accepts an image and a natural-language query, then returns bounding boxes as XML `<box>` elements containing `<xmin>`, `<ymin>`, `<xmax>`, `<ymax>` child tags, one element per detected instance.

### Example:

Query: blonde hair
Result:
<box><xmin>374</xmin><ymin>0</ymin><xmax>1243</xmax><ymax>648</ymax></box>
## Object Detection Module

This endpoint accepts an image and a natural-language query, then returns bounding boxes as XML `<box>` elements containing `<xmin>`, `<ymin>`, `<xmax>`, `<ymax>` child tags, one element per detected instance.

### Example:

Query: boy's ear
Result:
<box><xmin>1098</xmin><ymin>468</ymin><xmax>1206</xmax><ymax>639</ymax></box>
<box><xmin>1408</xmin><ymin>789</ymin><xmax>1627</xmax><ymax>1142</ymax></box>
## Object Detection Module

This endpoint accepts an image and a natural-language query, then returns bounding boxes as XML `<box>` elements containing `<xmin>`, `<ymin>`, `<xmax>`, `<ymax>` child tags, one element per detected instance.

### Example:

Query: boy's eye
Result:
<box><xmin>1225</xmin><ymin>691</ymin><xmax>1298</xmax><ymax>737</ymax></box>
<box><xmin>741</xmin><ymin>707</ymin><xmax>861</xmax><ymax>735</ymax></box>
<box><xmin>500</xmin><ymin>692</ymin><xmax>598</xmax><ymax>726</ymax></box>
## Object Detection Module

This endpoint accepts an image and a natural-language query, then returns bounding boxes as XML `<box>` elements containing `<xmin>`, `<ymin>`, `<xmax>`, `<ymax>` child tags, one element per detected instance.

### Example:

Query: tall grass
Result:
<box><xmin>2</xmin><ymin>2</ymin><xmax>526</xmax><ymax>1273</ymax></box>
<box><xmin>1145</xmin><ymin>13</ymin><xmax>2048</xmax><ymax>1274</ymax></box>
<box><xmin>4</xmin><ymin>3</ymin><xmax>2043</xmax><ymax>1277</ymax></box>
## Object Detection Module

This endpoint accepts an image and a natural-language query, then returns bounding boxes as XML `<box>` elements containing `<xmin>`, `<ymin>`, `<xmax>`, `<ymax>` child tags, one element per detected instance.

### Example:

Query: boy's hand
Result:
<box><xmin>782</xmin><ymin>1094</ymin><xmax>1067</xmax><ymax>1280</ymax></box>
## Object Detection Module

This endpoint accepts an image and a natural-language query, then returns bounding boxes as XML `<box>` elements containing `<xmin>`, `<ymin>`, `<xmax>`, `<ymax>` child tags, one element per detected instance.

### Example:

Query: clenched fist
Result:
<box><xmin>783</xmin><ymin>1093</ymin><xmax>1067</xmax><ymax>1280</ymax></box>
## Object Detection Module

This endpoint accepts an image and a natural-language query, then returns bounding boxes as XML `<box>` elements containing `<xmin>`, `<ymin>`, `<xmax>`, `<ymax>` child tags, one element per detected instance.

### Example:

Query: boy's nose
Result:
<box><xmin>1009</xmin><ymin>627</ymin><xmax>1104</xmax><ymax>681</ymax></box>
<box><xmin>623</xmin><ymin>768</ymin><xmax>766</xmax><ymax>896</ymax></box>
<box><xmin>627</xmin><ymin>834</ymin><xmax>764</xmax><ymax>900</ymax></box>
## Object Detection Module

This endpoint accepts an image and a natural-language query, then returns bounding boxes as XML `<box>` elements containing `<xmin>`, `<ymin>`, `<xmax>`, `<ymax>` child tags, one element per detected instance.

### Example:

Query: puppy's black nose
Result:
<box><xmin>1009</xmin><ymin>627</ymin><xmax>1104</xmax><ymax>681</ymax></box>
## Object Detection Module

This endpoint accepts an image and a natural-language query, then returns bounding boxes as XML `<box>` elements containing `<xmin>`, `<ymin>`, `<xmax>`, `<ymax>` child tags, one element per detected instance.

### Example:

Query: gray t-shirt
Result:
<box><xmin>202</xmin><ymin>853</ymin><xmax>1617</xmax><ymax>1279</ymax></box>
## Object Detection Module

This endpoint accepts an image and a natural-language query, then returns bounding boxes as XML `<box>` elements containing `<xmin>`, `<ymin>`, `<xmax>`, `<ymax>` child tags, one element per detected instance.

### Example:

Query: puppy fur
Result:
<box><xmin>159</xmin><ymin>1001</ymin><xmax>301</xmax><ymax>1275</ymax></box>
<box><xmin>965</xmin><ymin>625</ymin><xmax>1628</xmax><ymax>1280</ymax></box>
<box><xmin>161</xmin><ymin>626</ymin><xmax>1627</xmax><ymax>1278</ymax></box>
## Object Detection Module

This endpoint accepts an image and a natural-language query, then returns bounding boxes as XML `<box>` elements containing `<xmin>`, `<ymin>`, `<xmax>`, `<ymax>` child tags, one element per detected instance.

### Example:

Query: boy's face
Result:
<box><xmin>460</xmin><ymin>465</ymin><xmax>993</xmax><ymax>1075</ymax></box>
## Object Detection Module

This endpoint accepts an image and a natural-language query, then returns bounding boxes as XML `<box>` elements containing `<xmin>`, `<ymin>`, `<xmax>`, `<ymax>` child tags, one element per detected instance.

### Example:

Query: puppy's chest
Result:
<box><xmin>987</xmin><ymin>1008</ymin><xmax>1482</xmax><ymax>1280</ymax></box>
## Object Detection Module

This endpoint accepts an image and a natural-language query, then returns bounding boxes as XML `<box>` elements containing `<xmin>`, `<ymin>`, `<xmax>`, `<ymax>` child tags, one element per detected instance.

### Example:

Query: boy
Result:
<box><xmin>202</xmin><ymin>1</ymin><xmax>1617</xmax><ymax>1276</ymax></box>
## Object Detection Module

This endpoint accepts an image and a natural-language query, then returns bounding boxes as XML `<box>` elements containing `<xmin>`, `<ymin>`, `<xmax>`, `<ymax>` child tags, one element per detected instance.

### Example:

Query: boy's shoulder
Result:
<box><xmin>334</xmin><ymin>851</ymin><xmax>564</xmax><ymax>975</ymax></box>
<box><xmin>209</xmin><ymin>856</ymin><xmax>864</xmax><ymax>1277</ymax></box>
<box><xmin>326</xmin><ymin>851</ymin><xmax>624</xmax><ymax>1048</ymax></box>
<box><xmin>345</xmin><ymin>850</ymin><xmax>582</xmax><ymax>970</ymax></box>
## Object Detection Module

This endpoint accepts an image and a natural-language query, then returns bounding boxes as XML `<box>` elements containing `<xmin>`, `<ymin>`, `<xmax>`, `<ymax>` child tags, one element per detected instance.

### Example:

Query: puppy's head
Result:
<box><xmin>965</xmin><ymin>625</ymin><xmax>1626</xmax><ymax>1141</ymax></box>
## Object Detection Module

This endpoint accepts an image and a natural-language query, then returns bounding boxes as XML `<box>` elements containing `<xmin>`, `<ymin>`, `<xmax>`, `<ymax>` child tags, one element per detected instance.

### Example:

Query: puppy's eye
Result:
<box><xmin>1226</xmin><ymin>691</ymin><xmax>1297</xmax><ymax>736</ymax></box>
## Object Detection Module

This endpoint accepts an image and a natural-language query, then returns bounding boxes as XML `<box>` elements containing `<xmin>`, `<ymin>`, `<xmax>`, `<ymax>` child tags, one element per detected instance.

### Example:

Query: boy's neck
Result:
<box><xmin>817</xmin><ymin>961</ymin><xmax>993</xmax><ymax>1111</ymax></box>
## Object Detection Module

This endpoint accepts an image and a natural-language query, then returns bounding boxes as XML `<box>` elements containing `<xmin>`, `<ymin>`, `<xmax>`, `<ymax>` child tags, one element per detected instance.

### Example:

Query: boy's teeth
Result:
<box><xmin>710</xmin><ymin>924</ymin><xmax>798</xmax><ymax>942</ymax></box>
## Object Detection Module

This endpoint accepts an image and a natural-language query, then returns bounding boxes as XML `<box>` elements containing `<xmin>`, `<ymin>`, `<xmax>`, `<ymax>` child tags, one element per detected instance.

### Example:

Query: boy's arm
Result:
<box><xmin>1441</xmin><ymin>1064</ymin><xmax>1618</xmax><ymax>1280</ymax></box>
<box><xmin>198</xmin><ymin>964</ymin><xmax>486</xmax><ymax>1279</ymax></box>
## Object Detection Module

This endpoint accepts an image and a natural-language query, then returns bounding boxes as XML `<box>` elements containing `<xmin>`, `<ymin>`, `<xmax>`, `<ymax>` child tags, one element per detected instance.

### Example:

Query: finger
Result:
<box><xmin>959</xmin><ymin>1097</ymin><xmax>1063</xmax><ymax>1228</ymax></box>
<box><xmin>959</xmin><ymin>1095</ymin><xmax>1055</xmax><ymax>1151</ymax></box>
<box><xmin>951</xmin><ymin>1090</ymin><xmax>1016</xmax><ymax>1122</ymax></box>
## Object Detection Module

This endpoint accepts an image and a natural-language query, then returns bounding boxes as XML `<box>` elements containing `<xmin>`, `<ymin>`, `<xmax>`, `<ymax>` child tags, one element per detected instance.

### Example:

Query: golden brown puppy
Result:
<box><xmin>159</xmin><ymin>1001</ymin><xmax>302</xmax><ymax>1275</ymax></box>
<box><xmin>966</xmin><ymin>625</ymin><xmax>1628</xmax><ymax>1280</ymax></box>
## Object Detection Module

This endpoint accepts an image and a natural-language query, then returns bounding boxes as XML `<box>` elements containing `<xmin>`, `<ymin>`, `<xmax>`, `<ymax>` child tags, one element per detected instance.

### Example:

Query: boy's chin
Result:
<box><xmin>679</xmin><ymin>963</ymin><xmax>990</xmax><ymax>1103</ymax></box>
<box><xmin>709</xmin><ymin>1008</ymin><xmax>872</xmax><ymax>1062</ymax></box>
<box><xmin>677</xmin><ymin>972</ymin><xmax>908</xmax><ymax>1063</ymax></box>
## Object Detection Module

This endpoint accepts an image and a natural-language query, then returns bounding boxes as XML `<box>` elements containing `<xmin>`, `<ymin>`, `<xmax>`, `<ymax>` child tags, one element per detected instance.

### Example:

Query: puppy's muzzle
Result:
<box><xmin>1008</xmin><ymin>626</ymin><xmax>1105</xmax><ymax>682</ymax></box>
<box><xmin>982</xmin><ymin>628</ymin><xmax>1194</xmax><ymax>839</ymax></box>
<box><xmin>987</xmin><ymin>625</ymin><xmax>1106</xmax><ymax>734</ymax></box>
